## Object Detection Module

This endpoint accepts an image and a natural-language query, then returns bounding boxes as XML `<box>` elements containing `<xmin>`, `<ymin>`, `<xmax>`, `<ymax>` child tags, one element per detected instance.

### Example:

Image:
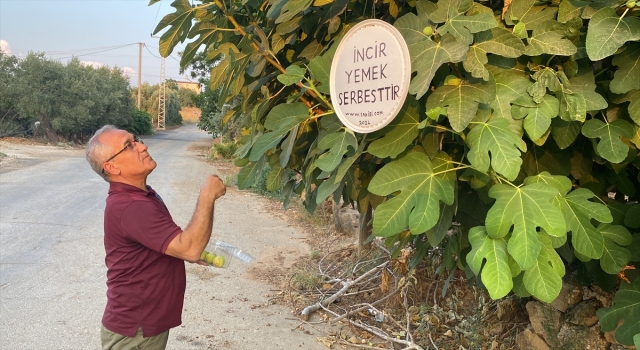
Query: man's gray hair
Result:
<box><xmin>86</xmin><ymin>125</ymin><xmax>119</xmax><ymax>182</ymax></box>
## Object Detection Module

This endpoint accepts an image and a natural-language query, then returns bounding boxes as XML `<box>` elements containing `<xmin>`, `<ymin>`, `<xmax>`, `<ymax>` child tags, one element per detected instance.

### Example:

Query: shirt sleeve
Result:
<box><xmin>120</xmin><ymin>199</ymin><xmax>183</xmax><ymax>254</ymax></box>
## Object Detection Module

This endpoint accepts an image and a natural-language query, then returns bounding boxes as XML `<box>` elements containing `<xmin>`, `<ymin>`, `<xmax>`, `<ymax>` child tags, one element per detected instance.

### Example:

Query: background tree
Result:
<box><xmin>130</xmin><ymin>81</ymin><xmax>183</xmax><ymax>127</ymax></box>
<box><xmin>177</xmin><ymin>87</ymin><xmax>197</xmax><ymax>108</ymax></box>
<box><xmin>153</xmin><ymin>0</ymin><xmax>640</xmax><ymax>345</ymax></box>
<box><xmin>0</xmin><ymin>52</ymin><xmax>20</xmax><ymax>135</ymax></box>
<box><xmin>1</xmin><ymin>52</ymin><xmax>150</xmax><ymax>139</ymax></box>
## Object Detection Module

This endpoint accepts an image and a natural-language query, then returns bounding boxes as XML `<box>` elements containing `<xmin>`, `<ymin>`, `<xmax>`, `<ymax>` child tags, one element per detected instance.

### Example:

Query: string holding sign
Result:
<box><xmin>329</xmin><ymin>19</ymin><xmax>411</xmax><ymax>133</ymax></box>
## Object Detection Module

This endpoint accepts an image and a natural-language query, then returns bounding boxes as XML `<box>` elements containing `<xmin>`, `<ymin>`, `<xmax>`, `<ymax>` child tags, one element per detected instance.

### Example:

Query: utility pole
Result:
<box><xmin>137</xmin><ymin>43</ymin><xmax>142</xmax><ymax>109</ymax></box>
<box><xmin>157</xmin><ymin>56</ymin><xmax>166</xmax><ymax>130</ymax></box>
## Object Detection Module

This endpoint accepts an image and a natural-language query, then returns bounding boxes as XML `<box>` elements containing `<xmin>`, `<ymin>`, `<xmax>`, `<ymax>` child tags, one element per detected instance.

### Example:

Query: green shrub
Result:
<box><xmin>126</xmin><ymin>109</ymin><xmax>153</xmax><ymax>135</ymax></box>
<box><xmin>212</xmin><ymin>141</ymin><xmax>238</xmax><ymax>159</ymax></box>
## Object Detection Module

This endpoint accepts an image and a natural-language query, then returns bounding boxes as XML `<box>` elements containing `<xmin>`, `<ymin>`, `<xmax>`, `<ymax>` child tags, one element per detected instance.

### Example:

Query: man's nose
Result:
<box><xmin>137</xmin><ymin>142</ymin><xmax>148</xmax><ymax>152</ymax></box>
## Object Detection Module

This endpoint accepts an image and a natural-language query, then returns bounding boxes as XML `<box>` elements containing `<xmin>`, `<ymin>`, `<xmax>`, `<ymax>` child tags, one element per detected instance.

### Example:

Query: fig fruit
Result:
<box><xmin>422</xmin><ymin>27</ymin><xmax>433</xmax><ymax>36</ymax></box>
<box><xmin>213</xmin><ymin>255</ymin><xmax>226</xmax><ymax>268</ymax></box>
<box><xmin>206</xmin><ymin>252</ymin><xmax>216</xmax><ymax>264</ymax></box>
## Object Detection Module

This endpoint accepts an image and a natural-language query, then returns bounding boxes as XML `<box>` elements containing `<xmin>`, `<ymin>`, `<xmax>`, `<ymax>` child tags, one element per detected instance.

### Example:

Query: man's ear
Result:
<box><xmin>103</xmin><ymin>162</ymin><xmax>121</xmax><ymax>176</ymax></box>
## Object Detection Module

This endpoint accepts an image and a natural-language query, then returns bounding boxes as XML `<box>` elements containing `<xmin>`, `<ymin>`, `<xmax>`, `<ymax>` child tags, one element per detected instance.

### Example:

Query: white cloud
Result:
<box><xmin>0</xmin><ymin>40</ymin><xmax>11</xmax><ymax>55</ymax></box>
<box><xmin>80</xmin><ymin>60</ymin><xmax>104</xmax><ymax>69</ymax></box>
<box><xmin>121</xmin><ymin>67</ymin><xmax>136</xmax><ymax>76</ymax></box>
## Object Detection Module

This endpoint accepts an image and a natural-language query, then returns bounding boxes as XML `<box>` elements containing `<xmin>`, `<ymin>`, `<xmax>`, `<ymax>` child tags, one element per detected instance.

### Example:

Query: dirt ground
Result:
<box><xmin>1</xmin><ymin>135</ymin><xmax>529</xmax><ymax>350</ymax></box>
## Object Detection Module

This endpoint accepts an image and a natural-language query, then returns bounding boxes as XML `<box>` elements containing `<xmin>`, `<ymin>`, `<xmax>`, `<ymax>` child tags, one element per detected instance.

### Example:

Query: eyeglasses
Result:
<box><xmin>101</xmin><ymin>135</ymin><xmax>143</xmax><ymax>174</ymax></box>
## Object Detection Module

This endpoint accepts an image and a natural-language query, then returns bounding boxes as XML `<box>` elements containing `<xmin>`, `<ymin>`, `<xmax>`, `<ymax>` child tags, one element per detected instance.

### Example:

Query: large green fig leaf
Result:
<box><xmin>506</xmin><ymin>0</ymin><xmax>557</xmax><ymax>31</ymax></box>
<box><xmin>276</xmin><ymin>0</ymin><xmax>313</xmax><ymax>23</ymax></box>
<box><xmin>524</xmin><ymin>20</ymin><xmax>578</xmax><ymax>56</ymax></box>
<box><xmin>437</xmin><ymin>5</ymin><xmax>498</xmax><ymax>44</ymax></box>
<box><xmin>425</xmin><ymin>152</ymin><xmax>457</xmax><ymax>246</ymax></box>
<box><xmin>551</xmin><ymin>119</ymin><xmax>582</xmax><ymax>149</ymax></box>
<box><xmin>249</xmin><ymin>103</ymin><xmax>309</xmax><ymax>161</ymax></box>
<box><xmin>153</xmin><ymin>0</ymin><xmax>197</xmax><ymax>57</ymax></box>
<box><xmin>523</xmin><ymin>171</ymin><xmax>572</xmax><ymax>194</ymax></box>
<box><xmin>489</xmin><ymin>69</ymin><xmax>533</xmax><ymax>121</ymax></box>
<box><xmin>611</xmin><ymin>90</ymin><xmax>640</xmax><ymax>126</ymax></box>
<box><xmin>597</xmin><ymin>279</ymin><xmax>640</xmax><ymax>346</ymax></box>
<box><xmin>407</xmin><ymin>35</ymin><xmax>469</xmax><ymax>99</ymax></box>
<box><xmin>523</xmin><ymin>232</ymin><xmax>565</xmax><ymax>303</ymax></box>
<box><xmin>266</xmin><ymin>166</ymin><xmax>284</xmax><ymax>192</ymax></box>
<box><xmin>277</xmin><ymin>65</ymin><xmax>306</xmax><ymax>86</ymax></box>
<box><xmin>610</xmin><ymin>43</ymin><xmax>640</xmax><ymax>94</ymax></box>
<box><xmin>369</xmin><ymin>152</ymin><xmax>455</xmax><ymax>237</ymax></box>
<box><xmin>308</xmin><ymin>56</ymin><xmax>332</xmax><ymax>94</ymax></box>
<box><xmin>486</xmin><ymin>183</ymin><xmax>566</xmax><ymax>270</ymax></box>
<box><xmin>557</xmin><ymin>90</ymin><xmax>587</xmax><ymax>122</ymax></box>
<box><xmin>568</xmin><ymin>63</ymin><xmax>608</xmax><ymax>112</ymax></box>
<box><xmin>316</xmin><ymin>152</ymin><xmax>359</xmax><ymax>203</ymax></box>
<box><xmin>464</xmin><ymin>28</ymin><xmax>525</xmax><ymax>81</ymax></box>
<box><xmin>250</xmin><ymin>131</ymin><xmax>288</xmax><ymax>161</ymax></box>
<box><xmin>394</xmin><ymin>7</ymin><xmax>432</xmax><ymax>46</ymax></box>
<box><xmin>511</xmin><ymin>94</ymin><xmax>559</xmax><ymax>142</ymax></box>
<box><xmin>181</xmin><ymin>20</ymin><xmax>222</xmax><ymax>67</ymax></box>
<box><xmin>467</xmin><ymin>118</ymin><xmax>527</xmax><ymax>181</ymax></box>
<box><xmin>560</xmin><ymin>188</ymin><xmax>613</xmax><ymax>259</ymax></box>
<box><xmin>237</xmin><ymin>156</ymin><xmax>266</xmax><ymax>190</ymax></box>
<box><xmin>315</xmin><ymin>130</ymin><xmax>357</xmax><ymax>172</ymax></box>
<box><xmin>466</xmin><ymin>226</ymin><xmax>513</xmax><ymax>300</ymax></box>
<box><xmin>368</xmin><ymin>99</ymin><xmax>421</xmax><ymax>159</ymax></box>
<box><xmin>558</xmin><ymin>0</ymin><xmax>590</xmax><ymax>23</ymax></box>
<box><xmin>586</xmin><ymin>7</ymin><xmax>640</xmax><ymax>61</ymax></box>
<box><xmin>599</xmin><ymin>223</ymin><xmax>632</xmax><ymax>274</ymax></box>
<box><xmin>582</xmin><ymin>119</ymin><xmax>634</xmax><ymax>163</ymax></box>
<box><xmin>485</xmin><ymin>182</ymin><xmax>566</xmax><ymax>270</ymax></box>
<box><xmin>426</xmin><ymin>75</ymin><xmax>496</xmax><ymax>132</ymax></box>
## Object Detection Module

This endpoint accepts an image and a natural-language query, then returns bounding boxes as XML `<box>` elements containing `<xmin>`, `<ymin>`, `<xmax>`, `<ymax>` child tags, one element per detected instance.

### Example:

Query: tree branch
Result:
<box><xmin>300</xmin><ymin>261</ymin><xmax>389</xmax><ymax>320</ymax></box>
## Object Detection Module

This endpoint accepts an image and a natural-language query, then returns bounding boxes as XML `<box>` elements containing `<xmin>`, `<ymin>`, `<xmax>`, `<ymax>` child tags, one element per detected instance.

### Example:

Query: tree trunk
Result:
<box><xmin>357</xmin><ymin>201</ymin><xmax>372</xmax><ymax>255</ymax></box>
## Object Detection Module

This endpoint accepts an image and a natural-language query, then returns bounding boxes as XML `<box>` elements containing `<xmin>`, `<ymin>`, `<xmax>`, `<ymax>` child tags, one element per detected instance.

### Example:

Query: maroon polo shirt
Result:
<box><xmin>102</xmin><ymin>181</ymin><xmax>185</xmax><ymax>337</ymax></box>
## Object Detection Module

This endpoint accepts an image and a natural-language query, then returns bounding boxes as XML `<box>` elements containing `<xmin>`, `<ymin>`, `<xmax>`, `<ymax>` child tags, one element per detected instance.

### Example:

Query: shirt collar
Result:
<box><xmin>108</xmin><ymin>181</ymin><xmax>155</xmax><ymax>196</ymax></box>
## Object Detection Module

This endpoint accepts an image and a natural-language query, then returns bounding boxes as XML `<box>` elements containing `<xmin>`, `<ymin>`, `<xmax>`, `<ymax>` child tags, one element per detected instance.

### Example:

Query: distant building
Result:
<box><xmin>176</xmin><ymin>80</ymin><xmax>201</xmax><ymax>93</ymax></box>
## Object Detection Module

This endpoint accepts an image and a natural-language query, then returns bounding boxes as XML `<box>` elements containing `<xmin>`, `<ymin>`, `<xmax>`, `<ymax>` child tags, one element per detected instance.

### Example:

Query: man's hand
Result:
<box><xmin>201</xmin><ymin>175</ymin><xmax>226</xmax><ymax>201</ymax></box>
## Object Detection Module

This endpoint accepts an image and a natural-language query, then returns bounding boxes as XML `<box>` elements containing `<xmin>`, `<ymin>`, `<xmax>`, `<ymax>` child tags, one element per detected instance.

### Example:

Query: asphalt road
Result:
<box><xmin>0</xmin><ymin>125</ymin><xmax>325</xmax><ymax>350</ymax></box>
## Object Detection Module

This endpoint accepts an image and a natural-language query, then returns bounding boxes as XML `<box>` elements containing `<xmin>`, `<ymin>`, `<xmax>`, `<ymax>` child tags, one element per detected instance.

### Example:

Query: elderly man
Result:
<box><xmin>85</xmin><ymin>125</ymin><xmax>226</xmax><ymax>350</ymax></box>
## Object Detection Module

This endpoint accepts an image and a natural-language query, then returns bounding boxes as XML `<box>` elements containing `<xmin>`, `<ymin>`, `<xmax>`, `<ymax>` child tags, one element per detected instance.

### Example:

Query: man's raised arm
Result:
<box><xmin>165</xmin><ymin>175</ymin><xmax>226</xmax><ymax>262</ymax></box>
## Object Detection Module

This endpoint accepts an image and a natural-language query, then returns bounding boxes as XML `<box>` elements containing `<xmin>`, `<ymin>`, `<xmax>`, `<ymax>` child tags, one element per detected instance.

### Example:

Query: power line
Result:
<box><xmin>151</xmin><ymin>0</ymin><xmax>163</xmax><ymax>35</ymax></box>
<box><xmin>143</xmin><ymin>44</ymin><xmax>162</xmax><ymax>59</ymax></box>
<box><xmin>145</xmin><ymin>44</ymin><xmax>181</xmax><ymax>63</ymax></box>
<box><xmin>52</xmin><ymin>43</ymin><xmax>139</xmax><ymax>60</ymax></box>
<box><xmin>43</xmin><ymin>44</ymin><xmax>138</xmax><ymax>55</ymax></box>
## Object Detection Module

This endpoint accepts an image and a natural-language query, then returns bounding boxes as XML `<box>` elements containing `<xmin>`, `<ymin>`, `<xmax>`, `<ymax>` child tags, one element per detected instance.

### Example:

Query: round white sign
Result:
<box><xmin>329</xmin><ymin>19</ymin><xmax>411</xmax><ymax>133</ymax></box>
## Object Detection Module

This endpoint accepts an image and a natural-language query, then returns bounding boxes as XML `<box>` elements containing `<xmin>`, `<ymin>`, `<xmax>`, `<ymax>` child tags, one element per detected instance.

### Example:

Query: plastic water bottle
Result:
<box><xmin>215</xmin><ymin>240</ymin><xmax>255</xmax><ymax>263</ymax></box>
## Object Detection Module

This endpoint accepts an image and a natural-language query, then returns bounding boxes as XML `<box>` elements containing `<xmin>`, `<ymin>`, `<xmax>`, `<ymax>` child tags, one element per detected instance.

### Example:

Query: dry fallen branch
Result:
<box><xmin>300</xmin><ymin>261</ymin><xmax>389</xmax><ymax>320</ymax></box>
<box><xmin>330</xmin><ymin>288</ymin><xmax>401</xmax><ymax>323</ymax></box>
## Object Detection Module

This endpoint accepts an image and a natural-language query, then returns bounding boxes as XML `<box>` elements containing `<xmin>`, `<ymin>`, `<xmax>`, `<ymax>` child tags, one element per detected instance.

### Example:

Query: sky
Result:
<box><xmin>0</xmin><ymin>0</ymin><xmax>195</xmax><ymax>86</ymax></box>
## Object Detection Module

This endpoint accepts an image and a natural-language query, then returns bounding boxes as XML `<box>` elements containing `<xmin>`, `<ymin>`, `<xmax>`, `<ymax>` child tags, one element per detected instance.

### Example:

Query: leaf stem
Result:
<box><xmin>309</xmin><ymin>111</ymin><xmax>336</xmax><ymax>121</ymax></box>
<box><xmin>495</xmin><ymin>174</ymin><xmax>518</xmax><ymax>188</ymax></box>
<box><xmin>303</xmin><ymin>77</ymin><xmax>334</xmax><ymax>110</ymax></box>
<box><xmin>621</xmin><ymin>7</ymin><xmax>630</xmax><ymax>19</ymax></box>
<box><xmin>546</xmin><ymin>55</ymin><xmax>556</xmax><ymax>67</ymax></box>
